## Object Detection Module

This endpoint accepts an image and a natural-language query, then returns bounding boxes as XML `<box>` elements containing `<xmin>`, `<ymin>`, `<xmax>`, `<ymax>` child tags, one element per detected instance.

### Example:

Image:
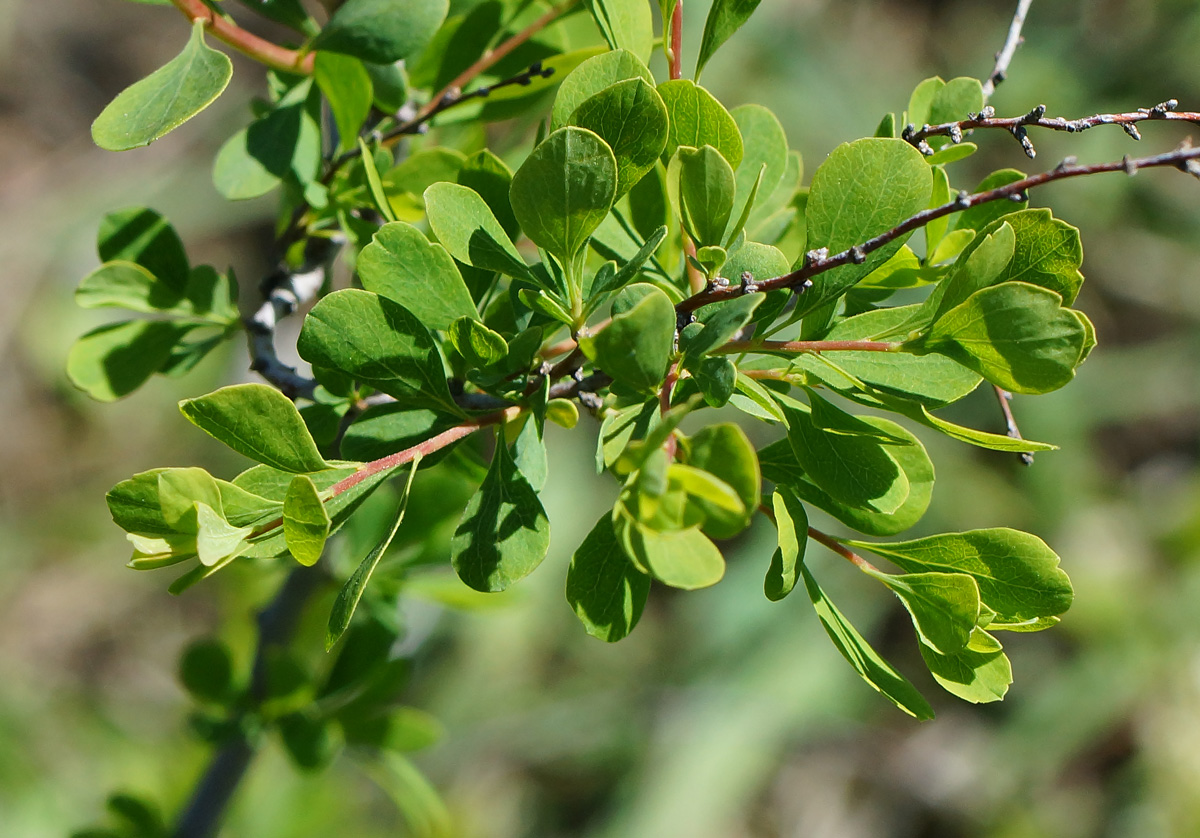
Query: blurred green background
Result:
<box><xmin>3</xmin><ymin>1</ymin><xmax>1200</xmax><ymax>836</ymax></box>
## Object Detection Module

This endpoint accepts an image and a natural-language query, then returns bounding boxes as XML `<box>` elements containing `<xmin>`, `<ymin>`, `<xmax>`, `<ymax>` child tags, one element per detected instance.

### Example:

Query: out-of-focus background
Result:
<box><xmin>3</xmin><ymin>1</ymin><xmax>1200</xmax><ymax>836</ymax></box>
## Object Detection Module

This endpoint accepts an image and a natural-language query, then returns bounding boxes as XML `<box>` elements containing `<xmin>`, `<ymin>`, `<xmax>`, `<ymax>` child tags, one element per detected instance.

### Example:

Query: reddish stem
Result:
<box><xmin>670</xmin><ymin>1</ymin><xmax>684</xmax><ymax>80</ymax></box>
<box><xmin>807</xmin><ymin>527</ymin><xmax>880</xmax><ymax>573</ymax></box>
<box><xmin>715</xmin><ymin>339</ymin><xmax>899</xmax><ymax>355</ymax></box>
<box><xmin>169</xmin><ymin>0</ymin><xmax>314</xmax><ymax>74</ymax></box>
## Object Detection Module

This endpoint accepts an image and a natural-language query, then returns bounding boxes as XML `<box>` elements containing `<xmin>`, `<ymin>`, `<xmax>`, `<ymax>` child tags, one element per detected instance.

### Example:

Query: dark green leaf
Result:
<box><xmin>179</xmin><ymin>638</ymin><xmax>234</xmax><ymax>704</ymax></box>
<box><xmin>358</xmin><ymin>221</ymin><xmax>477</xmax><ymax>330</ymax></box>
<box><xmin>278</xmin><ymin>712</ymin><xmax>340</xmax><ymax>771</ymax></box>
<box><xmin>450</xmin><ymin>434</ymin><xmax>550</xmax><ymax>592</ymax></box>
<box><xmin>314</xmin><ymin>51</ymin><xmax>373</xmax><ymax>153</ymax></box>
<box><xmin>552</xmin><ymin>48</ymin><xmax>654</xmax><ymax>129</ymax></box>
<box><xmin>457</xmin><ymin>148</ymin><xmax>519</xmax><ymax>240</ymax></box>
<box><xmin>765</xmin><ymin>488</ymin><xmax>806</xmax><ymax>601</ymax></box>
<box><xmin>570</xmin><ymin>78</ymin><xmax>668</xmax><ymax>199</ymax></box>
<box><xmin>675</xmin><ymin>144</ymin><xmax>736</xmax><ymax>248</ymax></box>
<box><xmin>424</xmin><ymin>182</ymin><xmax>531</xmax><ymax>280</ymax></box>
<box><xmin>695</xmin><ymin>0</ymin><xmax>764</xmax><ymax>80</ymax></box>
<box><xmin>510</xmin><ymin>126</ymin><xmax>618</xmax><ymax>263</ymax></box>
<box><xmin>657</xmin><ymin>79</ymin><xmax>743</xmax><ymax>168</ymax></box>
<box><xmin>800</xmin><ymin>564</ymin><xmax>934</xmax><ymax>719</ymax></box>
<box><xmin>358</xmin><ymin>137</ymin><xmax>398</xmax><ymax>222</ymax></box>
<box><xmin>578</xmin><ymin>283</ymin><xmax>674</xmax><ymax>392</ymax></box>
<box><xmin>97</xmin><ymin>207</ymin><xmax>189</xmax><ymax>291</ymax></box>
<box><xmin>566</xmin><ymin>513</ymin><xmax>651</xmax><ymax>641</ymax></box>
<box><xmin>683</xmin><ymin>423</ymin><xmax>760</xmax><ymax>539</ymax></box>
<box><xmin>680</xmin><ymin>293</ymin><xmax>762</xmax><ymax>363</ymax></box>
<box><xmin>583</xmin><ymin>0</ymin><xmax>653</xmax><ymax>59</ymax></box>
<box><xmin>180</xmin><ymin>383</ymin><xmax>330</xmax><ymax>473</ymax></box>
<box><xmin>92</xmin><ymin>21</ymin><xmax>232</xmax><ymax>151</ymax></box>
<box><xmin>340</xmin><ymin>406</ymin><xmax>461</xmax><ymax>464</ymax></box>
<box><xmin>447</xmin><ymin>316</ymin><xmax>507</xmax><ymax>368</ymax></box>
<box><xmin>212</xmin><ymin>80</ymin><xmax>321</xmax><ymax>200</ymax></box>
<box><xmin>311</xmin><ymin>0</ymin><xmax>448</xmax><ymax>63</ymax></box>
<box><xmin>297</xmin><ymin>289</ymin><xmax>458</xmax><ymax>412</ymax></box>
<box><xmin>327</xmin><ymin>458</ymin><xmax>421</xmax><ymax>649</ymax></box>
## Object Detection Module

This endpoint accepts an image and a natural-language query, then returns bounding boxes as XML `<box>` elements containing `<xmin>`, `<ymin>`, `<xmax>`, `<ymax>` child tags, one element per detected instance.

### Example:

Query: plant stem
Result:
<box><xmin>670</xmin><ymin>1</ymin><xmax>684</xmax><ymax>80</ymax></box>
<box><xmin>981</xmin><ymin>0</ymin><xmax>1033</xmax><ymax>101</ymax></box>
<box><xmin>173</xmin><ymin>565</ymin><xmax>324</xmax><ymax>838</ymax></box>
<box><xmin>168</xmin><ymin>0</ymin><xmax>314</xmax><ymax>74</ymax></box>
<box><xmin>806</xmin><ymin>527</ymin><xmax>881</xmax><ymax>574</ymax></box>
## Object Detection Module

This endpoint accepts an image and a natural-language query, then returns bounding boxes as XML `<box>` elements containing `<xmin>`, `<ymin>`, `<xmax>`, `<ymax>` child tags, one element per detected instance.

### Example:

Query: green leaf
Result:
<box><xmin>358</xmin><ymin>222</ymin><xmax>477</xmax><ymax>330</ymax></box>
<box><xmin>97</xmin><ymin>207</ymin><xmax>189</xmax><ymax>291</ymax></box>
<box><xmin>765</xmin><ymin>489</ymin><xmax>806</xmax><ymax>601</ymax></box>
<box><xmin>680</xmin><ymin>293</ymin><xmax>762</xmax><ymax>363</ymax></box>
<box><xmin>180</xmin><ymin>383</ymin><xmax>330</xmax><ymax>473</ymax></box>
<box><xmin>657</xmin><ymin>79</ymin><xmax>743</xmax><ymax>168</ymax></box>
<box><xmin>922</xmin><ymin>282</ymin><xmax>1089</xmax><ymax>394</ymax></box>
<box><xmin>569</xmin><ymin>78</ymin><xmax>669</xmax><ymax>199</ymax></box>
<box><xmin>450</xmin><ymin>433</ymin><xmax>550</xmax><ymax>592</ymax></box>
<box><xmin>212</xmin><ymin>80</ymin><xmax>321</xmax><ymax>200</ymax></box>
<box><xmin>675</xmin><ymin>144</ymin><xmax>736</xmax><ymax>248</ymax></box>
<box><xmin>92</xmin><ymin>21</ymin><xmax>232</xmax><ymax>151</ymax></box>
<box><xmin>76</xmin><ymin>261</ymin><xmax>177</xmax><ymax>312</ymax></box>
<box><xmin>800</xmin><ymin>565</ymin><xmax>934</xmax><ymax>720</ymax></box>
<box><xmin>843</xmin><ymin>528</ymin><xmax>1073</xmax><ymax>623</ymax></box>
<box><xmin>802</xmin><ymin>138</ymin><xmax>932</xmax><ymax>311</ymax></box>
<box><xmin>510</xmin><ymin>127</ymin><xmax>618</xmax><ymax>263</ymax></box>
<box><xmin>923</xmin><ymin>221</ymin><xmax>1017</xmax><ymax>325</ymax></box>
<box><xmin>951</xmin><ymin>169</ymin><xmax>1027</xmax><ymax>234</ymax></box>
<box><xmin>311</xmin><ymin>0</ymin><xmax>448</xmax><ymax>63</ymax></box>
<box><xmin>447</xmin><ymin>316</ymin><xmax>508</xmax><ymax>368</ymax></box>
<box><xmin>67</xmin><ymin>320</ymin><xmax>188</xmax><ymax>401</ymax></box>
<box><xmin>314</xmin><ymin>51</ymin><xmax>373</xmax><ymax>153</ymax></box>
<box><xmin>928</xmin><ymin>77</ymin><xmax>983</xmax><ymax>127</ymax></box>
<box><xmin>583</xmin><ymin>0</ymin><xmax>653</xmax><ymax>59</ymax></box>
<box><xmin>424</xmin><ymin>182</ymin><xmax>531</xmax><ymax>280</ymax></box>
<box><xmin>457</xmin><ymin>148</ymin><xmax>519</xmax><ymax>241</ymax></box>
<box><xmin>297</xmin><ymin>289</ymin><xmax>458</xmax><ymax>412</ymax></box>
<box><xmin>179</xmin><ymin>638</ymin><xmax>235</xmax><ymax>704</ymax></box>
<box><xmin>723</xmin><ymin>241</ymin><xmax>790</xmax><ymax>287</ymax></box>
<box><xmin>694</xmin><ymin>356</ymin><xmax>736</xmax><ymax>407</ymax></box>
<box><xmin>327</xmin><ymin>457</ymin><xmax>421</xmax><ymax>649</ymax></box>
<box><xmin>552</xmin><ymin>49</ymin><xmax>654</xmax><ymax>130</ymax></box>
<box><xmin>919</xmin><ymin>628</ymin><xmax>1012</xmax><ymax>703</ymax></box>
<box><xmin>566</xmin><ymin>513</ymin><xmax>651</xmax><ymax>642</ymax></box>
<box><xmin>358</xmin><ymin>137</ymin><xmax>398</xmax><ymax>222</ymax></box>
<box><xmin>865</xmin><ymin>568</ymin><xmax>980</xmax><ymax>655</ymax></box>
<box><xmin>578</xmin><ymin>283</ymin><xmax>674</xmax><ymax>392</ymax></box>
<box><xmin>683</xmin><ymin>423</ymin><xmax>760</xmax><ymax>539</ymax></box>
<box><xmin>283</xmin><ymin>475</ymin><xmax>331</xmax><ymax>566</ymax></box>
<box><xmin>730</xmin><ymin>103</ymin><xmax>788</xmax><ymax>220</ymax></box>
<box><xmin>339</xmin><ymin>406</ymin><xmax>461</xmax><ymax>464</ymax></box>
<box><xmin>986</xmin><ymin>209</ymin><xmax>1084</xmax><ymax>305</ymax></box>
<box><xmin>821</xmin><ymin>307</ymin><xmax>981</xmax><ymax>407</ymax></box>
<box><xmin>782</xmin><ymin>403</ymin><xmax>909</xmax><ymax>514</ymax></box>
<box><xmin>194</xmin><ymin>503</ymin><xmax>253</xmax><ymax>567</ymax></box>
<box><xmin>617</xmin><ymin>515</ymin><xmax>725</xmax><ymax>589</ymax></box>
<box><xmin>695</xmin><ymin>0</ymin><xmax>764</xmax><ymax>80</ymax></box>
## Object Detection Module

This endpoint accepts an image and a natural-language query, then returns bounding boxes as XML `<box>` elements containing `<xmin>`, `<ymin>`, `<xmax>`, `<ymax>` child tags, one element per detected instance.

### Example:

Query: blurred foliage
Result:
<box><xmin>3</xmin><ymin>1</ymin><xmax>1200</xmax><ymax>836</ymax></box>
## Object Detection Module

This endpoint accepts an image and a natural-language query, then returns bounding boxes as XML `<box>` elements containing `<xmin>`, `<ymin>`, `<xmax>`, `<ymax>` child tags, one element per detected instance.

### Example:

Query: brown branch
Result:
<box><xmin>676</xmin><ymin>142</ymin><xmax>1200</xmax><ymax>315</ymax></box>
<box><xmin>992</xmin><ymin>385</ymin><xmax>1035</xmax><ymax>465</ymax></box>
<box><xmin>169</xmin><ymin>0</ymin><xmax>314</xmax><ymax>74</ymax></box>
<box><xmin>807</xmin><ymin>527</ymin><xmax>880</xmax><ymax>574</ymax></box>
<box><xmin>981</xmin><ymin>0</ymin><xmax>1033</xmax><ymax>101</ymax></box>
<box><xmin>905</xmin><ymin>99</ymin><xmax>1195</xmax><ymax>159</ymax></box>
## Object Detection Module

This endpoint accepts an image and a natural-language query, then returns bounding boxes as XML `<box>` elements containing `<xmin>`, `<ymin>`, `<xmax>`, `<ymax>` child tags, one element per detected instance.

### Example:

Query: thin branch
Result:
<box><xmin>904</xmin><ymin>99</ymin><xmax>1195</xmax><ymax>158</ymax></box>
<box><xmin>807</xmin><ymin>527</ymin><xmax>881</xmax><ymax>574</ymax></box>
<box><xmin>714</xmin><ymin>339</ymin><xmax>900</xmax><ymax>355</ymax></box>
<box><xmin>676</xmin><ymin>142</ymin><xmax>1200</xmax><ymax>315</ymax></box>
<box><xmin>168</xmin><ymin>0</ymin><xmax>314</xmax><ymax>75</ymax></box>
<box><xmin>993</xmin><ymin>385</ymin><xmax>1035</xmax><ymax>465</ymax></box>
<box><xmin>173</xmin><ymin>565</ymin><xmax>324</xmax><ymax>838</ymax></box>
<box><xmin>981</xmin><ymin>0</ymin><xmax>1033</xmax><ymax>101</ymax></box>
<box><xmin>669</xmin><ymin>1</ymin><xmax>684</xmax><ymax>81</ymax></box>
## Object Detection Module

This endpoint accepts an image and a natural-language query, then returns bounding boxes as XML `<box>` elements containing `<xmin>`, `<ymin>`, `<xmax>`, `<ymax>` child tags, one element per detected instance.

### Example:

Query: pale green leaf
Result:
<box><xmin>283</xmin><ymin>475</ymin><xmax>331</xmax><ymax>566</ymax></box>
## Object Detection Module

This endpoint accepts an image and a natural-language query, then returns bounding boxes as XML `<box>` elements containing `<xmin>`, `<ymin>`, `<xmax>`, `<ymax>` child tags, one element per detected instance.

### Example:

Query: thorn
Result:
<box><xmin>1123</xmin><ymin>154</ymin><xmax>1138</xmax><ymax>176</ymax></box>
<box><xmin>1121</xmin><ymin>123</ymin><xmax>1142</xmax><ymax>140</ymax></box>
<box><xmin>1019</xmin><ymin>452</ymin><xmax>1035</xmax><ymax>466</ymax></box>
<box><xmin>849</xmin><ymin>246</ymin><xmax>867</xmax><ymax>264</ymax></box>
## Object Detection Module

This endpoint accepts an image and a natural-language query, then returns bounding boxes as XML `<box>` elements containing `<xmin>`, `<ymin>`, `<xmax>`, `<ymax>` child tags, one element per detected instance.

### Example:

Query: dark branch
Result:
<box><xmin>677</xmin><ymin>142</ymin><xmax>1200</xmax><ymax>315</ymax></box>
<box><xmin>981</xmin><ymin>0</ymin><xmax>1034</xmax><ymax>101</ymax></box>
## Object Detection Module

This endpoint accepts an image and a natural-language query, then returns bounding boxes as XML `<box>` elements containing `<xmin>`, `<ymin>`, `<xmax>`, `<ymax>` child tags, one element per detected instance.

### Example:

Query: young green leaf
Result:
<box><xmin>864</xmin><ymin>568</ymin><xmax>981</xmax><ymax>655</ymax></box>
<box><xmin>97</xmin><ymin>207</ymin><xmax>190</xmax><ymax>291</ymax></box>
<box><xmin>447</xmin><ymin>316</ymin><xmax>508</xmax><ymax>368</ymax></box>
<box><xmin>675</xmin><ymin>144</ymin><xmax>737</xmax><ymax>248</ymax></box>
<box><xmin>695</xmin><ymin>0</ymin><xmax>764</xmax><ymax>80</ymax></box>
<box><xmin>552</xmin><ymin>49</ymin><xmax>655</xmax><ymax>129</ymax></box>
<box><xmin>843</xmin><ymin>528</ymin><xmax>1073</xmax><ymax>623</ymax></box>
<box><xmin>578</xmin><ymin>283</ymin><xmax>674</xmax><ymax>393</ymax></box>
<box><xmin>802</xmin><ymin>138</ymin><xmax>932</xmax><ymax>311</ymax></box>
<box><xmin>92</xmin><ymin>21</ymin><xmax>233</xmax><ymax>151</ymax></box>
<box><xmin>617</xmin><ymin>515</ymin><xmax>725</xmax><ymax>590</ymax></box>
<box><xmin>68</xmin><ymin>320</ymin><xmax>189</xmax><ymax>402</ymax></box>
<box><xmin>569</xmin><ymin>78</ymin><xmax>669</xmax><ymax>198</ymax></box>
<box><xmin>566</xmin><ymin>513</ymin><xmax>651</xmax><ymax>642</ymax></box>
<box><xmin>985</xmin><ymin>209</ymin><xmax>1084</xmax><ymax>305</ymax></box>
<box><xmin>311</xmin><ymin>0</ymin><xmax>448</xmax><ymax>63</ymax></box>
<box><xmin>919</xmin><ymin>628</ymin><xmax>1012</xmax><ymax>703</ymax></box>
<box><xmin>180</xmin><ymin>383</ymin><xmax>330</xmax><ymax>473</ymax></box>
<box><xmin>194</xmin><ymin>503</ymin><xmax>253</xmax><ymax>567</ymax></box>
<box><xmin>297</xmin><ymin>289</ymin><xmax>458</xmax><ymax>413</ymax></box>
<box><xmin>800</xmin><ymin>565</ymin><xmax>934</xmax><ymax>720</ymax></box>
<box><xmin>680</xmin><ymin>293</ymin><xmax>762</xmax><ymax>363</ymax></box>
<box><xmin>765</xmin><ymin>489</ymin><xmax>806</xmax><ymax>601</ymax></box>
<box><xmin>657</xmin><ymin>79</ymin><xmax>744</xmax><ymax>168</ymax></box>
<box><xmin>75</xmin><ymin>261</ymin><xmax>181</xmax><ymax>314</ymax></box>
<box><xmin>314</xmin><ymin>52</ymin><xmax>373</xmax><ymax>153</ymax></box>
<box><xmin>683</xmin><ymin>423</ymin><xmax>760</xmax><ymax>539</ymax></box>
<box><xmin>450</xmin><ymin>434</ymin><xmax>550</xmax><ymax>592</ymax></box>
<box><xmin>583</xmin><ymin>0</ymin><xmax>654</xmax><ymax>59</ymax></box>
<box><xmin>327</xmin><ymin>456</ymin><xmax>421</xmax><ymax>649</ymax></box>
<box><xmin>510</xmin><ymin>127</ymin><xmax>618</xmax><ymax>264</ymax></box>
<box><xmin>357</xmin><ymin>137</ymin><xmax>398</xmax><ymax>222</ymax></box>
<box><xmin>457</xmin><ymin>148</ymin><xmax>519</xmax><ymax>240</ymax></box>
<box><xmin>921</xmin><ymin>282</ymin><xmax>1090</xmax><ymax>394</ymax></box>
<box><xmin>424</xmin><ymin>182</ymin><xmax>532</xmax><ymax>280</ymax></box>
<box><xmin>358</xmin><ymin>222</ymin><xmax>477</xmax><ymax>330</ymax></box>
<box><xmin>283</xmin><ymin>475</ymin><xmax>331</xmax><ymax>566</ymax></box>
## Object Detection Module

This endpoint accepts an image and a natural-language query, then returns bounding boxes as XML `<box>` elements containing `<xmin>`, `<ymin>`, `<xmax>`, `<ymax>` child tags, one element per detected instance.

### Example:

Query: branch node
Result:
<box><xmin>949</xmin><ymin>124</ymin><xmax>963</xmax><ymax>144</ymax></box>
<box><xmin>1022</xmin><ymin>104</ymin><xmax>1047</xmax><ymax>124</ymax></box>
<box><xmin>1151</xmin><ymin>99</ymin><xmax>1179</xmax><ymax>116</ymax></box>
<box><xmin>954</xmin><ymin>189</ymin><xmax>971</xmax><ymax>208</ymax></box>
<box><xmin>1054</xmin><ymin>155</ymin><xmax>1078</xmax><ymax>172</ymax></box>
<box><xmin>1123</xmin><ymin>154</ymin><xmax>1139</xmax><ymax>176</ymax></box>
<box><xmin>1122</xmin><ymin>122</ymin><xmax>1143</xmax><ymax>141</ymax></box>
<box><xmin>1010</xmin><ymin>124</ymin><xmax>1036</xmax><ymax>158</ymax></box>
<box><xmin>848</xmin><ymin>246</ymin><xmax>867</xmax><ymax>265</ymax></box>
